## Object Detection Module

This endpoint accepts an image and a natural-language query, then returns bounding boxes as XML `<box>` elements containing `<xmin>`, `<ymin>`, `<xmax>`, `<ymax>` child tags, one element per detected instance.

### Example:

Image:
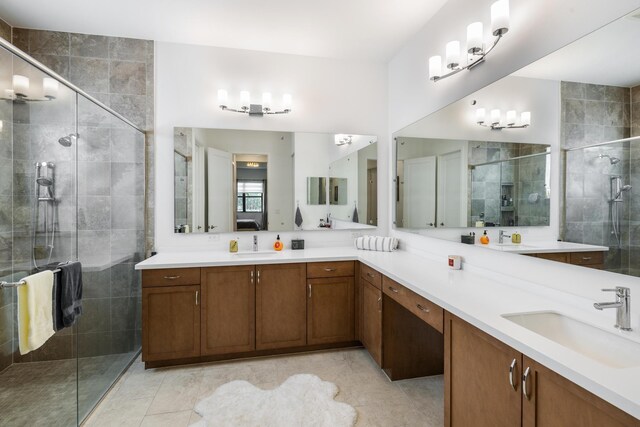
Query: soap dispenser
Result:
<box><xmin>480</xmin><ymin>230</ymin><xmax>490</xmax><ymax>245</ymax></box>
<box><xmin>273</xmin><ymin>234</ymin><xmax>284</xmax><ymax>251</ymax></box>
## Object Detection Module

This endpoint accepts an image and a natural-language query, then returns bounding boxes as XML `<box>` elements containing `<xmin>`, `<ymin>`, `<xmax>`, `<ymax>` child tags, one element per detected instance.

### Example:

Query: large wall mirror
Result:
<box><xmin>393</xmin><ymin>8</ymin><xmax>640</xmax><ymax>278</ymax></box>
<box><xmin>174</xmin><ymin>128</ymin><xmax>377</xmax><ymax>233</ymax></box>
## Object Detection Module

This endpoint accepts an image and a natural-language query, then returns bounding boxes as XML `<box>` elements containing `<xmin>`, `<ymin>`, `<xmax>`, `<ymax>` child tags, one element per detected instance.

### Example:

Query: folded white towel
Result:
<box><xmin>18</xmin><ymin>270</ymin><xmax>55</xmax><ymax>355</ymax></box>
<box><xmin>355</xmin><ymin>236</ymin><xmax>399</xmax><ymax>252</ymax></box>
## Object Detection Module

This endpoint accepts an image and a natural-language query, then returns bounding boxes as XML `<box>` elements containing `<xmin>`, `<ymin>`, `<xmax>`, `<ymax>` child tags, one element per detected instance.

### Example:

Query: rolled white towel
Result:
<box><xmin>354</xmin><ymin>235</ymin><xmax>399</xmax><ymax>252</ymax></box>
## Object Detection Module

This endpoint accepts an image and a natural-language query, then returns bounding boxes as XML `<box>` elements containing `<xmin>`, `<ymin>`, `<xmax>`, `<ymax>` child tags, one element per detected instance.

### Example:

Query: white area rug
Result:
<box><xmin>190</xmin><ymin>373</ymin><xmax>357</xmax><ymax>427</ymax></box>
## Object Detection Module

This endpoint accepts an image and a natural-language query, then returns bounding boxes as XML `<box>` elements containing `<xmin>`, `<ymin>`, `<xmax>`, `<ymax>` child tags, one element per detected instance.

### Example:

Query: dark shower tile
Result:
<box><xmin>109</xmin><ymin>94</ymin><xmax>146</xmax><ymax>129</ymax></box>
<box><xmin>111</xmin><ymin>262</ymin><xmax>140</xmax><ymax>297</ymax></box>
<box><xmin>604</xmin><ymin>86</ymin><xmax>629</xmax><ymax>103</ymax></box>
<box><xmin>111</xmin><ymin>162</ymin><xmax>144</xmax><ymax>196</ymax></box>
<box><xmin>69</xmin><ymin>56</ymin><xmax>110</xmax><ymax>93</ymax></box>
<box><xmin>111</xmin><ymin>330</ymin><xmax>135</xmax><ymax>354</ymax></box>
<box><xmin>78</xmin><ymin>196</ymin><xmax>111</xmax><ymax>231</ymax></box>
<box><xmin>562</xmin><ymin>123</ymin><xmax>584</xmax><ymax>149</ymax></box>
<box><xmin>0</xmin><ymin>304</ymin><xmax>12</xmax><ymax>344</ymax></box>
<box><xmin>584</xmin><ymin>100</ymin><xmax>605</xmax><ymax>125</ymax></box>
<box><xmin>111</xmin><ymin>297</ymin><xmax>136</xmax><ymax>332</ymax></box>
<box><xmin>585</xmin><ymin>84</ymin><xmax>605</xmax><ymax>101</ymax></box>
<box><xmin>78</xmin><ymin>126</ymin><xmax>111</xmax><ymax>162</ymax></box>
<box><xmin>583</xmin><ymin>124</ymin><xmax>604</xmax><ymax>145</ymax></box>
<box><xmin>110</xmin><ymin>230</ymin><xmax>145</xmax><ymax>261</ymax></box>
<box><xmin>30</xmin><ymin>54</ymin><xmax>70</xmax><ymax>80</ymax></box>
<box><xmin>26</xmin><ymin>30</ymin><xmax>70</xmax><ymax>56</ymax></box>
<box><xmin>11</xmin><ymin>28</ymin><xmax>29</xmax><ymax>51</ymax></box>
<box><xmin>605</xmin><ymin>102</ymin><xmax>624</xmax><ymax>127</ymax></box>
<box><xmin>31</xmin><ymin>334</ymin><xmax>74</xmax><ymax>362</ymax></box>
<box><xmin>0</xmin><ymin>340</ymin><xmax>11</xmax><ymax>373</ymax></box>
<box><xmin>83</xmin><ymin>268</ymin><xmax>111</xmax><ymax>299</ymax></box>
<box><xmin>110</xmin><ymin>60</ymin><xmax>146</xmax><ymax>95</ymax></box>
<box><xmin>109</xmin><ymin>37</ymin><xmax>149</xmax><ymax>62</ymax></box>
<box><xmin>77</xmin><ymin>332</ymin><xmax>112</xmax><ymax>357</ymax></box>
<box><xmin>78</xmin><ymin>230</ymin><xmax>111</xmax><ymax>265</ymax></box>
<box><xmin>78</xmin><ymin>92</ymin><xmax>112</xmax><ymax>127</ymax></box>
<box><xmin>77</xmin><ymin>298</ymin><xmax>111</xmax><ymax>334</ymax></box>
<box><xmin>561</xmin><ymin>81</ymin><xmax>585</xmax><ymax>100</ymax></box>
<box><xmin>70</xmin><ymin>33</ymin><xmax>110</xmax><ymax>58</ymax></box>
<box><xmin>563</xmin><ymin>99</ymin><xmax>585</xmax><ymax>124</ymax></box>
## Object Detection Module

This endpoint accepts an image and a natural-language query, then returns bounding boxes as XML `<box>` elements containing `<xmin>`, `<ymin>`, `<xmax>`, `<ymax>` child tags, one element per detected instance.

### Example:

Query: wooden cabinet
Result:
<box><xmin>307</xmin><ymin>276</ymin><xmax>355</xmax><ymax>345</ymax></box>
<box><xmin>201</xmin><ymin>266</ymin><xmax>255</xmax><ymax>356</ymax></box>
<box><xmin>142</xmin><ymin>285</ymin><xmax>201</xmax><ymax>362</ymax></box>
<box><xmin>361</xmin><ymin>277</ymin><xmax>382</xmax><ymax>366</ymax></box>
<box><xmin>522</xmin><ymin>356</ymin><xmax>638</xmax><ymax>427</ymax></box>
<box><xmin>445</xmin><ymin>313</ymin><xmax>639</xmax><ymax>427</ymax></box>
<box><xmin>445</xmin><ymin>312</ymin><xmax>522</xmax><ymax>427</ymax></box>
<box><xmin>255</xmin><ymin>263</ymin><xmax>307</xmax><ymax>350</ymax></box>
<box><xmin>527</xmin><ymin>251</ymin><xmax>605</xmax><ymax>270</ymax></box>
<box><xmin>383</xmin><ymin>276</ymin><xmax>443</xmax><ymax>333</ymax></box>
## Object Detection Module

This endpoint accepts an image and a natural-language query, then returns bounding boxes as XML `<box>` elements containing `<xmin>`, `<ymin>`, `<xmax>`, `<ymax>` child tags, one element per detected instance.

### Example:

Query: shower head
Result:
<box><xmin>598</xmin><ymin>154</ymin><xmax>621</xmax><ymax>165</ymax></box>
<box><xmin>58</xmin><ymin>134</ymin><xmax>76</xmax><ymax>147</ymax></box>
<box><xmin>36</xmin><ymin>176</ymin><xmax>53</xmax><ymax>186</ymax></box>
<box><xmin>35</xmin><ymin>162</ymin><xmax>55</xmax><ymax>187</ymax></box>
<box><xmin>613</xmin><ymin>184</ymin><xmax>632</xmax><ymax>200</ymax></box>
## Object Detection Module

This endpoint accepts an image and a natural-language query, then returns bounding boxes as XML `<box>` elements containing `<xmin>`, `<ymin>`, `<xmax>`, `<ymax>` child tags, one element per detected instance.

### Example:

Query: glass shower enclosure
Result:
<box><xmin>0</xmin><ymin>38</ymin><xmax>145</xmax><ymax>425</ymax></box>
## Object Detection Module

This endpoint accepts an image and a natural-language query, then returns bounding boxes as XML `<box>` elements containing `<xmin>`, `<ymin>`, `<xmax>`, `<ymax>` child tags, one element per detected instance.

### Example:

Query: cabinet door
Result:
<box><xmin>445</xmin><ymin>313</ymin><xmax>522</xmax><ymax>427</ymax></box>
<box><xmin>361</xmin><ymin>279</ymin><xmax>382</xmax><ymax>366</ymax></box>
<box><xmin>522</xmin><ymin>356</ymin><xmax>639</xmax><ymax>427</ymax></box>
<box><xmin>307</xmin><ymin>277</ymin><xmax>355</xmax><ymax>345</ymax></box>
<box><xmin>142</xmin><ymin>285</ymin><xmax>200</xmax><ymax>362</ymax></box>
<box><xmin>201</xmin><ymin>266</ymin><xmax>255</xmax><ymax>356</ymax></box>
<box><xmin>256</xmin><ymin>263</ymin><xmax>307</xmax><ymax>350</ymax></box>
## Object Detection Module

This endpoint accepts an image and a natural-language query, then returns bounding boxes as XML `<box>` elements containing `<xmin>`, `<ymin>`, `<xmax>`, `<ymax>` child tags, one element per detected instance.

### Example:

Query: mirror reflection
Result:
<box><xmin>174</xmin><ymin>128</ymin><xmax>378</xmax><ymax>233</ymax></box>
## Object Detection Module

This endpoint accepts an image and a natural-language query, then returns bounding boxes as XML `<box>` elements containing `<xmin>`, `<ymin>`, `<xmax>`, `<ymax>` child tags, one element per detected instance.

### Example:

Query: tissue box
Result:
<box><xmin>291</xmin><ymin>239</ymin><xmax>305</xmax><ymax>250</ymax></box>
<box><xmin>461</xmin><ymin>235</ymin><xmax>475</xmax><ymax>245</ymax></box>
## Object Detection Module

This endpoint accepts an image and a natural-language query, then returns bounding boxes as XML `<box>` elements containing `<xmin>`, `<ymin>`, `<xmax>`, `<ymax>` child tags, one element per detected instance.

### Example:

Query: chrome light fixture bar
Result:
<box><xmin>429</xmin><ymin>0</ymin><xmax>510</xmax><ymax>82</ymax></box>
<box><xmin>1</xmin><ymin>75</ymin><xmax>59</xmax><ymax>102</ymax></box>
<box><xmin>334</xmin><ymin>134</ymin><xmax>353</xmax><ymax>146</ymax></box>
<box><xmin>476</xmin><ymin>108</ymin><xmax>530</xmax><ymax>130</ymax></box>
<box><xmin>218</xmin><ymin>90</ymin><xmax>292</xmax><ymax>116</ymax></box>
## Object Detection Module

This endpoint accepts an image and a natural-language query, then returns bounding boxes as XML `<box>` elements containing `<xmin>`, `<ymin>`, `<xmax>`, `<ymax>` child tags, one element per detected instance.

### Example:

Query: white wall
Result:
<box><xmin>385</xmin><ymin>0</ymin><xmax>640</xmax><ymax>297</ymax></box>
<box><xmin>155</xmin><ymin>42</ymin><xmax>387</xmax><ymax>251</ymax></box>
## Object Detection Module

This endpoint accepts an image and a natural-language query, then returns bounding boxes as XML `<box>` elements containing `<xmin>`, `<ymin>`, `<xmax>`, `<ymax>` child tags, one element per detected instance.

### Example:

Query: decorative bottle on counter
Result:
<box><xmin>480</xmin><ymin>230</ymin><xmax>490</xmax><ymax>245</ymax></box>
<box><xmin>274</xmin><ymin>235</ymin><xmax>284</xmax><ymax>251</ymax></box>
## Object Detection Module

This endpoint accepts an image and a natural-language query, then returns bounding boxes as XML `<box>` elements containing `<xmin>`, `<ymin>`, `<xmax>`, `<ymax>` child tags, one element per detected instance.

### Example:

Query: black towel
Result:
<box><xmin>352</xmin><ymin>206</ymin><xmax>359</xmax><ymax>223</ymax></box>
<box><xmin>59</xmin><ymin>262</ymin><xmax>83</xmax><ymax>327</ymax></box>
<box><xmin>52</xmin><ymin>274</ymin><xmax>64</xmax><ymax>331</ymax></box>
<box><xmin>295</xmin><ymin>206</ymin><xmax>303</xmax><ymax>228</ymax></box>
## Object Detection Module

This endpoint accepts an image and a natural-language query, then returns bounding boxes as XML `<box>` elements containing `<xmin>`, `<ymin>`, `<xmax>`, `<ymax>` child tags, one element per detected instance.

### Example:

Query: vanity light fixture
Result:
<box><xmin>334</xmin><ymin>134</ymin><xmax>353</xmax><ymax>146</ymax></box>
<box><xmin>217</xmin><ymin>89</ymin><xmax>292</xmax><ymax>116</ymax></box>
<box><xmin>246</xmin><ymin>162</ymin><xmax>260</xmax><ymax>168</ymax></box>
<box><xmin>2</xmin><ymin>75</ymin><xmax>59</xmax><ymax>102</ymax></box>
<box><xmin>476</xmin><ymin>108</ymin><xmax>531</xmax><ymax>130</ymax></box>
<box><xmin>428</xmin><ymin>0</ymin><xmax>510</xmax><ymax>82</ymax></box>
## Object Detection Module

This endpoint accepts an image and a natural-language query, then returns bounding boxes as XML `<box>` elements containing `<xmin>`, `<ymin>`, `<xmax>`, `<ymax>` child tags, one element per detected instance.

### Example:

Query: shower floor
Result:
<box><xmin>0</xmin><ymin>352</ymin><xmax>134</xmax><ymax>427</ymax></box>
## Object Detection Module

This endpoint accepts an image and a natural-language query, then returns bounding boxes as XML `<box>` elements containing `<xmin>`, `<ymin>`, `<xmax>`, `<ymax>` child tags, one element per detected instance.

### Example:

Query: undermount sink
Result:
<box><xmin>233</xmin><ymin>251</ymin><xmax>278</xmax><ymax>257</ymax></box>
<box><xmin>502</xmin><ymin>311</ymin><xmax>640</xmax><ymax>369</ymax></box>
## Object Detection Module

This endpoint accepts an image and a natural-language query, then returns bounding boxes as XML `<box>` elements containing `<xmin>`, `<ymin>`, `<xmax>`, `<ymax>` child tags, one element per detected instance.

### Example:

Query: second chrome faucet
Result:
<box><xmin>594</xmin><ymin>286</ymin><xmax>632</xmax><ymax>331</ymax></box>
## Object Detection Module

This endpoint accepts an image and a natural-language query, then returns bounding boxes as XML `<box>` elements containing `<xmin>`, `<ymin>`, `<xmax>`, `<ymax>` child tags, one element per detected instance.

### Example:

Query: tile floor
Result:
<box><xmin>85</xmin><ymin>348</ymin><xmax>444</xmax><ymax>427</ymax></box>
<box><xmin>0</xmin><ymin>352</ymin><xmax>134</xmax><ymax>427</ymax></box>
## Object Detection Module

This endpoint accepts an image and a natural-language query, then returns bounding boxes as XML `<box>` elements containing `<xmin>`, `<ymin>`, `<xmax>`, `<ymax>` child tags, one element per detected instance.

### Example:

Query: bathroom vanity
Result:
<box><xmin>137</xmin><ymin>248</ymin><xmax>640</xmax><ymax>424</ymax></box>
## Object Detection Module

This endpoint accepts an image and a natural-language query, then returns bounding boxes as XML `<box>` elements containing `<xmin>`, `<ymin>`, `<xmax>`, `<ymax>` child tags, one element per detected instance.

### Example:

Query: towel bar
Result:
<box><xmin>0</xmin><ymin>262</ymin><xmax>71</xmax><ymax>289</ymax></box>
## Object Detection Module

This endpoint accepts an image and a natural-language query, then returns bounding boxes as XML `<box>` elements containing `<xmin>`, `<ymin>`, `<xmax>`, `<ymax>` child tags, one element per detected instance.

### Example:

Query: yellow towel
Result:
<box><xmin>18</xmin><ymin>270</ymin><xmax>55</xmax><ymax>355</ymax></box>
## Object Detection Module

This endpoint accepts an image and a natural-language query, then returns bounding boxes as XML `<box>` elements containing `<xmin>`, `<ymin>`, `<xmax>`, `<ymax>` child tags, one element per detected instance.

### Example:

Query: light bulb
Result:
<box><xmin>506</xmin><ymin>110</ymin><xmax>516</xmax><ymax>126</ymax></box>
<box><xmin>491</xmin><ymin>0</ymin><xmax>510</xmax><ymax>36</ymax></box>
<box><xmin>491</xmin><ymin>109</ymin><xmax>501</xmax><ymax>125</ymax></box>
<box><xmin>476</xmin><ymin>108</ymin><xmax>486</xmax><ymax>124</ymax></box>
<box><xmin>13</xmin><ymin>75</ymin><xmax>29</xmax><ymax>97</ymax></box>
<box><xmin>240</xmin><ymin>91</ymin><xmax>250</xmax><ymax>109</ymax></box>
<box><xmin>428</xmin><ymin>56</ymin><xmax>442</xmax><ymax>80</ymax></box>
<box><xmin>262</xmin><ymin>92</ymin><xmax>272</xmax><ymax>110</ymax></box>
<box><xmin>521</xmin><ymin>111</ymin><xmax>531</xmax><ymax>126</ymax></box>
<box><xmin>467</xmin><ymin>22</ymin><xmax>484</xmax><ymax>54</ymax></box>
<box><xmin>217</xmin><ymin>89</ymin><xmax>228</xmax><ymax>107</ymax></box>
<box><xmin>0</xmin><ymin>120</ymin><xmax>3</xmax><ymax>132</ymax></box>
<box><xmin>282</xmin><ymin>94</ymin><xmax>292</xmax><ymax>111</ymax></box>
<box><xmin>43</xmin><ymin>77</ymin><xmax>59</xmax><ymax>99</ymax></box>
<box><xmin>446</xmin><ymin>41</ymin><xmax>461</xmax><ymax>69</ymax></box>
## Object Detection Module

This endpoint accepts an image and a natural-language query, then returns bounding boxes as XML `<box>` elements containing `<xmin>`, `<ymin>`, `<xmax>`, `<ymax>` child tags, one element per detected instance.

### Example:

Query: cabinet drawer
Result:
<box><xmin>570</xmin><ymin>251</ymin><xmax>604</xmax><ymax>266</ymax></box>
<box><xmin>535</xmin><ymin>252</ymin><xmax>569</xmax><ymax>263</ymax></box>
<box><xmin>142</xmin><ymin>268</ymin><xmax>201</xmax><ymax>287</ymax></box>
<box><xmin>360</xmin><ymin>263</ymin><xmax>382</xmax><ymax>289</ymax></box>
<box><xmin>307</xmin><ymin>261</ymin><xmax>354</xmax><ymax>278</ymax></box>
<box><xmin>383</xmin><ymin>277</ymin><xmax>443</xmax><ymax>333</ymax></box>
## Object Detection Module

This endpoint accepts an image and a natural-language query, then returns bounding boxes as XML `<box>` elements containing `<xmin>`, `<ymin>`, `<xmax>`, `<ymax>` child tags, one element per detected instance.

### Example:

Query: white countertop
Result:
<box><xmin>136</xmin><ymin>247</ymin><xmax>640</xmax><ymax>419</ymax></box>
<box><xmin>474</xmin><ymin>240</ymin><xmax>609</xmax><ymax>254</ymax></box>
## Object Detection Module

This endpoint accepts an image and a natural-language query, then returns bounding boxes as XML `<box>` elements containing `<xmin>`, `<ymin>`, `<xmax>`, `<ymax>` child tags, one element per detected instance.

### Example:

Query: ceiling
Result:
<box><xmin>0</xmin><ymin>0</ymin><xmax>448</xmax><ymax>62</ymax></box>
<box><xmin>514</xmin><ymin>12</ymin><xmax>640</xmax><ymax>87</ymax></box>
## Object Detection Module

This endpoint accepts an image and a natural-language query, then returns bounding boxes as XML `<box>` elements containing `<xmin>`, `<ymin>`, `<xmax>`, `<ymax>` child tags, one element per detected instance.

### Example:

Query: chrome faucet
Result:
<box><xmin>253</xmin><ymin>235</ymin><xmax>258</xmax><ymax>251</ymax></box>
<box><xmin>498</xmin><ymin>230</ymin><xmax>511</xmax><ymax>244</ymax></box>
<box><xmin>594</xmin><ymin>287</ymin><xmax>632</xmax><ymax>331</ymax></box>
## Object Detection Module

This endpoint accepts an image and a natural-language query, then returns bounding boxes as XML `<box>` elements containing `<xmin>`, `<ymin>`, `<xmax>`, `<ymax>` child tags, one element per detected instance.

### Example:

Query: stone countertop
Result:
<box><xmin>136</xmin><ymin>247</ymin><xmax>640</xmax><ymax>420</ymax></box>
<box><xmin>474</xmin><ymin>240</ymin><xmax>609</xmax><ymax>254</ymax></box>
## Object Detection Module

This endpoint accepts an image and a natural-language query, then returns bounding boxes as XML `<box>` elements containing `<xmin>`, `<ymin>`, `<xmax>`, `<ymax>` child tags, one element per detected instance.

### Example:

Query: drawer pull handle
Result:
<box><xmin>582</xmin><ymin>257</ymin><xmax>592</xmax><ymax>261</ymax></box>
<box><xmin>509</xmin><ymin>359</ymin><xmax>518</xmax><ymax>392</ymax></box>
<box><xmin>195</xmin><ymin>290</ymin><xmax>199</xmax><ymax>306</ymax></box>
<box><xmin>163</xmin><ymin>275</ymin><xmax>180</xmax><ymax>280</ymax></box>
<box><xmin>367</xmin><ymin>272</ymin><xmax>376</xmax><ymax>278</ymax></box>
<box><xmin>250</xmin><ymin>271</ymin><xmax>254</xmax><ymax>284</ymax></box>
<box><xmin>416</xmin><ymin>303</ymin><xmax>429</xmax><ymax>313</ymax></box>
<box><xmin>388</xmin><ymin>286</ymin><xmax>399</xmax><ymax>293</ymax></box>
<box><xmin>257</xmin><ymin>270</ymin><xmax>260</xmax><ymax>284</ymax></box>
<box><xmin>323</xmin><ymin>267</ymin><xmax>337</xmax><ymax>272</ymax></box>
<box><xmin>522</xmin><ymin>367</ymin><xmax>531</xmax><ymax>400</ymax></box>
<box><xmin>308</xmin><ymin>283</ymin><xmax>312</xmax><ymax>298</ymax></box>
<box><xmin>377</xmin><ymin>296</ymin><xmax>382</xmax><ymax>310</ymax></box>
